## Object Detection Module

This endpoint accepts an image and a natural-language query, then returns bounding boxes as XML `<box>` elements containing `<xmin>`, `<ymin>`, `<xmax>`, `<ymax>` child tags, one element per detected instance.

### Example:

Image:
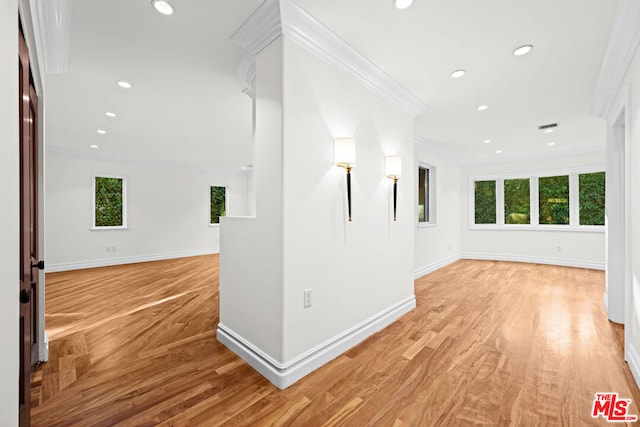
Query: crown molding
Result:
<box><xmin>592</xmin><ymin>0</ymin><xmax>640</xmax><ymax>118</ymax></box>
<box><xmin>46</xmin><ymin>145</ymin><xmax>248</xmax><ymax>176</ymax></box>
<box><xmin>414</xmin><ymin>136</ymin><xmax>464</xmax><ymax>165</ymax></box>
<box><xmin>231</xmin><ymin>0</ymin><xmax>426</xmax><ymax>117</ymax></box>
<box><xmin>237</xmin><ymin>52</ymin><xmax>256</xmax><ymax>98</ymax></box>
<box><xmin>463</xmin><ymin>145</ymin><xmax>606</xmax><ymax>167</ymax></box>
<box><xmin>31</xmin><ymin>0</ymin><xmax>71</xmax><ymax>74</ymax></box>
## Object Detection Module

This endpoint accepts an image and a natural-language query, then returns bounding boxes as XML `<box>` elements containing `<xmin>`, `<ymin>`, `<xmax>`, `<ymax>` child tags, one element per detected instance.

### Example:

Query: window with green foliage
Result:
<box><xmin>579</xmin><ymin>172</ymin><xmax>605</xmax><ymax>225</ymax></box>
<box><xmin>504</xmin><ymin>178</ymin><xmax>530</xmax><ymax>224</ymax></box>
<box><xmin>94</xmin><ymin>176</ymin><xmax>125</xmax><ymax>228</ymax></box>
<box><xmin>418</xmin><ymin>166</ymin><xmax>430</xmax><ymax>223</ymax></box>
<box><xmin>539</xmin><ymin>175</ymin><xmax>570</xmax><ymax>225</ymax></box>
<box><xmin>474</xmin><ymin>180</ymin><xmax>496</xmax><ymax>224</ymax></box>
<box><xmin>210</xmin><ymin>186</ymin><xmax>227</xmax><ymax>224</ymax></box>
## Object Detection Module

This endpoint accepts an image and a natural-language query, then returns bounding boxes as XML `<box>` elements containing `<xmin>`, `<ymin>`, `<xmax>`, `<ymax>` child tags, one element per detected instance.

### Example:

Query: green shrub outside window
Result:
<box><xmin>95</xmin><ymin>177</ymin><xmax>124</xmax><ymax>227</ymax></box>
<box><xmin>475</xmin><ymin>180</ymin><xmax>496</xmax><ymax>224</ymax></box>
<box><xmin>210</xmin><ymin>186</ymin><xmax>226</xmax><ymax>224</ymax></box>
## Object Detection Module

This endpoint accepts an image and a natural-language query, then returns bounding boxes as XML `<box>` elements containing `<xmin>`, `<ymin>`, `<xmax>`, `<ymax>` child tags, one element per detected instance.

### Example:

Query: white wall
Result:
<box><xmin>220</xmin><ymin>33</ymin><xmax>415</xmax><ymax>387</ymax></box>
<box><xmin>414</xmin><ymin>142</ymin><xmax>462</xmax><ymax>277</ymax></box>
<box><xmin>462</xmin><ymin>151</ymin><xmax>606</xmax><ymax>269</ymax></box>
<box><xmin>281</xmin><ymin>38</ymin><xmax>415</xmax><ymax>362</ymax></box>
<box><xmin>0</xmin><ymin>0</ymin><xmax>20</xmax><ymax>423</ymax></box>
<box><xmin>45</xmin><ymin>152</ymin><xmax>249</xmax><ymax>271</ymax></box>
<box><xmin>608</xmin><ymin>36</ymin><xmax>640</xmax><ymax>383</ymax></box>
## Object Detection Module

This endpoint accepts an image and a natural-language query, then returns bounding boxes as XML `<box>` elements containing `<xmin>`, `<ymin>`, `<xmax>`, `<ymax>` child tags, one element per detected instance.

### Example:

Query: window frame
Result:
<box><xmin>468</xmin><ymin>165</ymin><xmax>605</xmax><ymax>232</ymax></box>
<box><xmin>91</xmin><ymin>174</ymin><xmax>128</xmax><ymax>230</ymax></box>
<box><xmin>417</xmin><ymin>162</ymin><xmax>437</xmax><ymax>227</ymax></box>
<box><xmin>209</xmin><ymin>184</ymin><xmax>229</xmax><ymax>227</ymax></box>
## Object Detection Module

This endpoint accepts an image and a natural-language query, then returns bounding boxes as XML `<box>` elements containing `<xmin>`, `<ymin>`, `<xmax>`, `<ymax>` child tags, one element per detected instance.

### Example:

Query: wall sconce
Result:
<box><xmin>334</xmin><ymin>138</ymin><xmax>356</xmax><ymax>221</ymax></box>
<box><xmin>385</xmin><ymin>155</ymin><xmax>402</xmax><ymax>221</ymax></box>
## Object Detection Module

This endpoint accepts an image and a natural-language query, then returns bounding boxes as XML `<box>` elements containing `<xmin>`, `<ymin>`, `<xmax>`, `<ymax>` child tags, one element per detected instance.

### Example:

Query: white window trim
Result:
<box><xmin>209</xmin><ymin>184</ymin><xmax>229</xmax><ymax>226</ymax></box>
<box><xmin>468</xmin><ymin>165</ymin><xmax>605</xmax><ymax>232</ymax></box>
<box><xmin>417</xmin><ymin>162</ymin><xmax>437</xmax><ymax>227</ymax></box>
<box><xmin>91</xmin><ymin>174</ymin><xmax>128</xmax><ymax>230</ymax></box>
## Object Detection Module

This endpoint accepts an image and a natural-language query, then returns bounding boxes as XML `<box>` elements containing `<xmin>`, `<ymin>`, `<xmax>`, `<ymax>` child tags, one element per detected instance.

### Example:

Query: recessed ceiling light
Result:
<box><xmin>117</xmin><ymin>81</ymin><xmax>132</xmax><ymax>89</ymax></box>
<box><xmin>483</xmin><ymin>139</ymin><xmax>492</xmax><ymax>144</ymax></box>
<box><xmin>513</xmin><ymin>45</ymin><xmax>533</xmax><ymax>56</ymax></box>
<box><xmin>451</xmin><ymin>69</ymin><xmax>466</xmax><ymax>79</ymax></box>
<box><xmin>543</xmin><ymin>128</ymin><xmax>554</xmax><ymax>134</ymax></box>
<box><xmin>90</xmin><ymin>145</ymin><xmax>98</xmax><ymax>149</ymax></box>
<box><xmin>547</xmin><ymin>142</ymin><xmax>556</xmax><ymax>147</ymax></box>
<box><xmin>105</xmin><ymin>112</ymin><xmax>117</xmax><ymax>118</ymax></box>
<box><xmin>478</xmin><ymin>105</ymin><xmax>489</xmax><ymax>111</ymax></box>
<box><xmin>496</xmin><ymin>150</ymin><xmax>503</xmax><ymax>154</ymax></box>
<box><xmin>96</xmin><ymin>129</ymin><xmax>107</xmax><ymax>135</ymax></box>
<box><xmin>393</xmin><ymin>0</ymin><xmax>413</xmax><ymax>9</ymax></box>
<box><xmin>152</xmin><ymin>0</ymin><xmax>174</xmax><ymax>15</ymax></box>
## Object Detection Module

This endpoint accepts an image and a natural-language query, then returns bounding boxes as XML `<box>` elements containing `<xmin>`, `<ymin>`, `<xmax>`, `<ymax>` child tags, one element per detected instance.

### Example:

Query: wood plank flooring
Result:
<box><xmin>31</xmin><ymin>257</ymin><xmax>640</xmax><ymax>426</ymax></box>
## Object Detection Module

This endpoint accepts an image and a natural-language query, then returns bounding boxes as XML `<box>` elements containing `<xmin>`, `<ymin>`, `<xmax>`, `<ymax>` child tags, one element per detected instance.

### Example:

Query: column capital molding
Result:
<box><xmin>231</xmin><ymin>0</ymin><xmax>426</xmax><ymax>117</ymax></box>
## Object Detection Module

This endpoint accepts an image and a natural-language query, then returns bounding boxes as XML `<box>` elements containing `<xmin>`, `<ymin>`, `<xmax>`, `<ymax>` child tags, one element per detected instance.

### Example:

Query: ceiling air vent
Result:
<box><xmin>538</xmin><ymin>123</ymin><xmax>558</xmax><ymax>131</ymax></box>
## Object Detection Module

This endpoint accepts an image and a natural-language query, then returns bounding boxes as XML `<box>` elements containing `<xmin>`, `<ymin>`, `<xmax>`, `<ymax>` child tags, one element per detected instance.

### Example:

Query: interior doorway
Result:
<box><xmin>18</xmin><ymin>23</ymin><xmax>42</xmax><ymax>427</ymax></box>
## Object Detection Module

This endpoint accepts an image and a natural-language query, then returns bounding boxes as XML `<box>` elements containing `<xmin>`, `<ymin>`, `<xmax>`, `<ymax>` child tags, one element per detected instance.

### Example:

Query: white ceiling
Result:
<box><xmin>45</xmin><ymin>0</ymin><xmax>618</xmax><ymax>167</ymax></box>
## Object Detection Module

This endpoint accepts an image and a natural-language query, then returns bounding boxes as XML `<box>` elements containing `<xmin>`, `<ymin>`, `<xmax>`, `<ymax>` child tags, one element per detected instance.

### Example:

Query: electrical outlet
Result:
<box><xmin>304</xmin><ymin>289</ymin><xmax>312</xmax><ymax>308</ymax></box>
<box><xmin>106</xmin><ymin>246</ymin><xmax>111</xmax><ymax>253</ymax></box>
<box><xmin>112</xmin><ymin>245</ymin><xmax>117</xmax><ymax>252</ymax></box>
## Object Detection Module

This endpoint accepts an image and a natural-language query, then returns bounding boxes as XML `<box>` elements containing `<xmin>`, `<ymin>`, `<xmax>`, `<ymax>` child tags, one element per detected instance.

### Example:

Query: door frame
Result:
<box><xmin>19</xmin><ymin>0</ymin><xmax>47</xmax><ymax>363</ymax></box>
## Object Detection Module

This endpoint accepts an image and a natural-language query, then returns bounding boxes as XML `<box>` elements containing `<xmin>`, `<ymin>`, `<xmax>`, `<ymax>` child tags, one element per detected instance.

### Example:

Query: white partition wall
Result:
<box><xmin>218</xmin><ymin>0</ymin><xmax>423</xmax><ymax>388</ymax></box>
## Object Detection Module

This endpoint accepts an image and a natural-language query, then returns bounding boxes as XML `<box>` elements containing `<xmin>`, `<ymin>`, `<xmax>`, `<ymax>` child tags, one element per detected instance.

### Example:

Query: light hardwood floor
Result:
<box><xmin>31</xmin><ymin>256</ymin><xmax>640</xmax><ymax>426</ymax></box>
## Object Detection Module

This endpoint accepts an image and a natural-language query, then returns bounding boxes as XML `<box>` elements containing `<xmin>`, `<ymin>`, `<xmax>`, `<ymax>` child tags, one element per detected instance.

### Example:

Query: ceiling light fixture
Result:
<box><xmin>393</xmin><ymin>0</ymin><xmax>413</xmax><ymax>9</ymax></box>
<box><xmin>117</xmin><ymin>81</ymin><xmax>132</xmax><ymax>89</ymax></box>
<box><xmin>543</xmin><ymin>128</ymin><xmax>554</xmax><ymax>134</ymax></box>
<box><xmin>152</xmin><ymin>0</ymin><xmax>174</xmax><ymax>15</ymax></box>
<box><xmin>451</xmin><ymin>69</ymin><xmax>466</xmax><ymax>79</ymax></box>
<box><xmin>90</xmin><ymin>145</ymin><xmax>98</xmax><ymax>149</ymax></box>
<box><xmin>547</xmin><ymin>142</ymin><xmax>556</xmax><ymax>147</ymax></box>
<box><xmin>513</xmin><ymin>45</ymin><xmax>533</xmax><ymax>56</ymax></box>
<box><xmin>96</xmin><ymin>129</ymin><xmax>107</xmax><ymax>135</ymax></box>
<box><xmin>478</xmin><ymin>105</ymin><xmax>489</xmax><ymax>111</ymax></box>
<box><xmin>105</xmin><ymin>112</ymin><xmax>117</xmax><ymax>118</ymax></box>
<box><xmin>483</xmin><ymin>139</ymin><xmax>492</xmax><ymax>144</ymax></box>
<box><xmin>496</xmin><ymin>150</ymin><xmax>503</xmax><ymax>154</ymax></box>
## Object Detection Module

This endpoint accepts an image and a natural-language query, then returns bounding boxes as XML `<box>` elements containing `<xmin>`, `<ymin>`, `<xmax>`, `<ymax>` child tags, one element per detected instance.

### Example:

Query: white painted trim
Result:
<box><xmin>626</xmin><ymin>344</ymin><xmax>640</xmax><ymax>388</ymax></box>
<box><xmin>414</xmin><ymin>255</ymin><xmax>461</xmax><ymax>279</ymax></box>
<box><xmin>231</xmin><ymin>0</ymin><xmax>426</xmax><ymax>117</ymax></box>
<box><xmin>45</xmin><ymin>249</ymin><xmax>218</xmax><ymax>273</ymax></box>
<box><xmin>237</xmin><ymin>52</ymin><xmax>256</xmax><ymax>98</ymax></box>
<box><xmin>463</xmin><ymin>145</ymin><xmax>605</xmax><ymax>166</ymax></box>
<box><xmin>39</xmin><ymin>332</ymin><xmax>48</xmax><ymax>362</ymax></box>
<box><xmin>592</xmin><ymin>0</ymin><xmax>640</xmax><ymax>118</ymax></box>
<box><xmin>461</xmin><ymin>252</ymin><xmax>605</xmax><ymax>271</ymax></box>
<box><xmin>217</xmin><ymin>295</ymin><xmax>416</xmax><ymax>389</ymax></box>
<box><xmin>46</xmin><ymin>145</ymin><xmax>249</xmax><ymax>176</ymax></box>
<box><xmin>31</xmin><ymin>0</ymin><xmax>71</xmax><ymax>74</ymax></box>
<box><xmin>414</xmin><ymin>136</ymin><xmax>464</xmax><ymax>165</ymax></box>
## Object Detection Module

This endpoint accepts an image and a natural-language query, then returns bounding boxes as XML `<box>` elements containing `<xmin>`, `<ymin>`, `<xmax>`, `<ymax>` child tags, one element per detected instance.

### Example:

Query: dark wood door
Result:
<box><xmin>19</xmin><ymin>26</ymin><xmax>40</xmax><ymax>427</ymax></box>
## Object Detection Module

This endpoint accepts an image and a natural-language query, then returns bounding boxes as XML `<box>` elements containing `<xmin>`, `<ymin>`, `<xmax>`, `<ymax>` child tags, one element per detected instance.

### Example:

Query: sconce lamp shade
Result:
<box><xmin>334</xmin><ymin>138</ymin><xmax>356</xmax><ymax>167</ymax></box>
<box><xmin>385</xmin><ymin>155</ymin><xmax>402</xmax><ymax>178</ymax></box>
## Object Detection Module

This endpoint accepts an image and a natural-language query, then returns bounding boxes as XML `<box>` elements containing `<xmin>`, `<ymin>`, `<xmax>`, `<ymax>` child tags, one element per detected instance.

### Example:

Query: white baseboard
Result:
<box><xmin>217</xmin><ymin>295</ymin><xmax>416</xmax><ymax>389</ymax></box>
<box><xmin>46</xmin><ymin>249</ymin><xmax>219</xmax><ymax>273</ymax></box>
<box><xmin>414</xmin><ymin>254</ymin><xmax>461</xmax><ymax>279</ymax></box>
<box><xmin>461</xmin><ymin>252</ymin><xmax>605</xmax><ymax>271</ymax></box>
<box><xmin>626</xmin><ymin>344</ymin><xmax>640</xmax><ymax>391</ymax></box>
<box><xmin>39</xmin><ymin>331</ymin><xmax>49</xmax><ymax>362</ymax></box>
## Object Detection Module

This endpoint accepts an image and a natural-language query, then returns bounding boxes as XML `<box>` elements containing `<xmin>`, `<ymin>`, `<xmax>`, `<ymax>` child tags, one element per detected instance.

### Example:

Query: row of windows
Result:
<box><xmin>92</xmin><ymin>176</ymin><xmax>227</xmax><ymax>228</ymax></box>
<box><xmin>472</xmin><ymin>170</ymin><xmax>605</xmax><ymax>228</ymax></box>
